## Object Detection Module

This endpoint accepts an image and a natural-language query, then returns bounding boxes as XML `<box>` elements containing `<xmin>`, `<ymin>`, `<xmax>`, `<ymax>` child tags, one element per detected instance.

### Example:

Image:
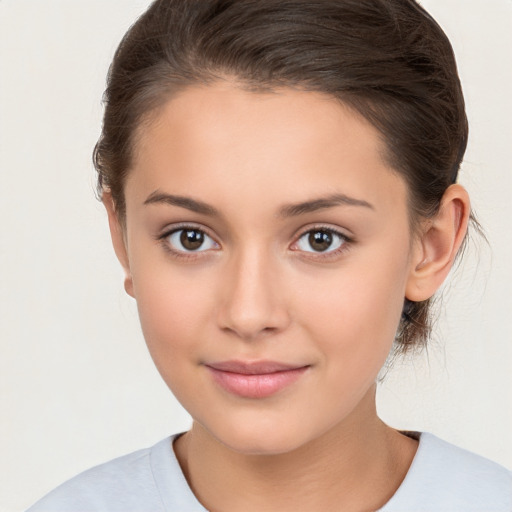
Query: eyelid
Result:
<box><xmin>290</xmin><ymin>224</ymin><xmax>354</xmax><ymax>258</ymax></box>
<box><xmin>157</xmin><ymin>222</ymin><xmax>221</xmax><ymax>259</ymax></box>
<box><xmin>155</xmin><ymin>222</ymin><xmax>353</xmax><ymax>261</ymax></box>
<box><xmin>158</xmin><ymin>221</ymin><xmax>217</xmax><ymax>240</ymax></box>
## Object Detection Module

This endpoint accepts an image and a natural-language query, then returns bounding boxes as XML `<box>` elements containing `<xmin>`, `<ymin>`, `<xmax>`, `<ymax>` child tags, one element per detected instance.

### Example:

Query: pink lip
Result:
<box><xmin>205</xmin><ymin>360</ymin><xmax>310</xmax><ymax>399</ymax></box>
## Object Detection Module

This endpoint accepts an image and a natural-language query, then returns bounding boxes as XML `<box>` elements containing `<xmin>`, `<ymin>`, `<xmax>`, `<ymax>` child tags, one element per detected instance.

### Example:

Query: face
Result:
<box><xmin>115</xmin><ymin>82</ymin><xmax>419</xmax><ymax>455</ymax></box>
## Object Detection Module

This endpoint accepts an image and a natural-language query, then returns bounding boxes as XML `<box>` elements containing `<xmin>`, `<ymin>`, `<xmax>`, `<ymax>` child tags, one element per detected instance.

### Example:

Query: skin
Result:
<box><xmin>105</xmin><ymin>82</ymin><xmax>470</xmax><ymax>511</ymax></box>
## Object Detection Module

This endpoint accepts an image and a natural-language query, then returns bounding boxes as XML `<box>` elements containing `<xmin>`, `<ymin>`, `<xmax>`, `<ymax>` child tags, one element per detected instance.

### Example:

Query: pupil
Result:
<box><xmin>309</xmin><ymin>230</ymin><xmax>332</xmax><ymax>252</ymax></box>
<box><xmin>180</xmin><ymin>229</ymin><xmax>204</xmax><ymax>250</ymax></box>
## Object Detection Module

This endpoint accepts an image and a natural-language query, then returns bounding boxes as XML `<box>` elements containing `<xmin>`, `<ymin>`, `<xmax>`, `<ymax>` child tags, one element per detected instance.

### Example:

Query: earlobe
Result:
<box><xmin>405</xmin><ymin>184</ymin><xmax>470</xmax><ymax>302</ymax></box>
<box><xmin>102</xmin><ymin>191</ymin><xmax>135</xmax><ymax>298</ymax></box>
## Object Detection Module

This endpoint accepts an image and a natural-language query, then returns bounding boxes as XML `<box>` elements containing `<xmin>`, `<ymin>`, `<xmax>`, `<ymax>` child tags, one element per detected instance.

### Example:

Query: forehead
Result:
<box><xmin>127</xmin><ymin>82</ymin><xmax>407</xmax><ymax>220</ymax></box>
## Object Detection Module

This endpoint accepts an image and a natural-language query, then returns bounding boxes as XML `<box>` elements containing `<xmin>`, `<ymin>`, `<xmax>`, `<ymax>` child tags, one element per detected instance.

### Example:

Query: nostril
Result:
<box><xmin>218</xmin><ymin>301</ymin><xmax>290</xmax><ymax>341</ymax></box>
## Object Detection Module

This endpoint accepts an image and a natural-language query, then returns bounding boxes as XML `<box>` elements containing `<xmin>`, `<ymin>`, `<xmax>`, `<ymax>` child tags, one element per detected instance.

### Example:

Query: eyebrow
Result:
<box><xmin>278</xmin><ymin>193</ymin><xmax>374</xmax><ymax>217</ymax></box>
<box><xmin>144</xmin><ymin>191</ymin><xmax>220</xmax><ymax>216</ymax></box>
<box><xmin>143</xmin><ymin>190</ymin><xmax>374</xmax><ymax>217</ymax></box>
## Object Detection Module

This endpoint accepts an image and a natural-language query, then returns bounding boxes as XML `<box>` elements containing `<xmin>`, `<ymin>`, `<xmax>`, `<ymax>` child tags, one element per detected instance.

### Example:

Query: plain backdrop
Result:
<box><xmin>1</xmin><ymin>1</ymin><xmax>511</xmax><ymax>510</ymax></box>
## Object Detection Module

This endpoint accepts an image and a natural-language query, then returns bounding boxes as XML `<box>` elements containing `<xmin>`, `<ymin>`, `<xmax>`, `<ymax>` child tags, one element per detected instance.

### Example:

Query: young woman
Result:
<box><xmin>27</xmin><ymin>0</ymin><xmax>511</xmax><ymax>510</ymax></box>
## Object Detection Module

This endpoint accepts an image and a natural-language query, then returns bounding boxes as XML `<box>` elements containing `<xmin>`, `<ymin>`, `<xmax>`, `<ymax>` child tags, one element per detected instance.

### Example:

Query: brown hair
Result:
<box><xmin>94</xmin><ymin>0</ymin><xmax>473</xmax><ymax>353</ymax></box>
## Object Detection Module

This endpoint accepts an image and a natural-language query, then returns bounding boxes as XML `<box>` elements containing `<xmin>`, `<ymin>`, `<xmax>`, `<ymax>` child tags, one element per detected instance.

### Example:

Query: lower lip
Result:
<box><xmin>206</xmin><ymin>366</ymin><xmax>309</xmax><ymax>399</ymax></box>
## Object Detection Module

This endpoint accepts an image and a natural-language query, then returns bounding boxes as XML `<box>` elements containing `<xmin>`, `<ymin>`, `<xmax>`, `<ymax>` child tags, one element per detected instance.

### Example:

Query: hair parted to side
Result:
<box><xmin>94</xmin><ymin>0</ymin><xmax>473</xmax><ymax>354</ymax></box>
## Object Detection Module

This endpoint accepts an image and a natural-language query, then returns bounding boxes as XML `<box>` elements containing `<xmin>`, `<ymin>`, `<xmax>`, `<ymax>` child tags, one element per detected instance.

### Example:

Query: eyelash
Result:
<box><xmin>291</xmin><ymin>226</ymin><xmax>352</xmax><ymax>260</ymax></box>
<box><xmin>156</xmin><ymin>223</ymin><xmax>353</xmax><ymax>261</ymax></box>
<box><xmin>157</xmin><ymin>223</ymin><xmax>219</xmax><ymax>261</ymax></box>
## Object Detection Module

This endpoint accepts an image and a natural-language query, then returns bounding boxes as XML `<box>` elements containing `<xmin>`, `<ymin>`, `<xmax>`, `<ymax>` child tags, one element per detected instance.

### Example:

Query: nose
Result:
<box><xmin>216</xmin><ymin>246</ymin><xmax>291</xmax><ymax>341</ymax></box>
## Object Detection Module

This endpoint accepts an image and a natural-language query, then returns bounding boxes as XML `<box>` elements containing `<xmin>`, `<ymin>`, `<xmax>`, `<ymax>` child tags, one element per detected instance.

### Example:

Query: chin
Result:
<box><xmin>203</xmin><ymin>415</ymin><xmax>320</xmax><ymax>456</ymax></box>
<box><xmin>220</xmin><ymin>433</ymin><xmax>305</xmax><ymax>456</ymax></box>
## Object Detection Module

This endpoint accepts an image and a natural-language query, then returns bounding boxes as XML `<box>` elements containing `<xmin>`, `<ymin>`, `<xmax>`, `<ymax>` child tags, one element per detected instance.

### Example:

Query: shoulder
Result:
<box><xmin>26</xmin><ymin>437</ymin><xmax>172</xmax><ymax>512</ymax></box>
<box><xmin>417</xmin><ymin>432</ymin><xmax>512</xmax><ymax>504</ymax></box>
<box><xmin>381</xmin><ymin>432</ymin><xmax>512</xmax><ymax>512</ymax></box>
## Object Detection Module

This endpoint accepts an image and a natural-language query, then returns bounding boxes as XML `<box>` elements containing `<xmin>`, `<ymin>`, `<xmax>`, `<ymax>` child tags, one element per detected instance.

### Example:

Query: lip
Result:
<box><xmin>205</xmin><ymin>360</ymin><xmax>310</xmax><ymax>399</ymax></box>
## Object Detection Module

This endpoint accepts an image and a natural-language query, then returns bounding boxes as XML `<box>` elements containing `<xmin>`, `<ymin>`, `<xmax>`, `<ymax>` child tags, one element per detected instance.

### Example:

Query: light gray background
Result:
<box><xmin>1</xmin><ymin>1</ymin><xmax>511</xmax><ymax>510</ymax></box>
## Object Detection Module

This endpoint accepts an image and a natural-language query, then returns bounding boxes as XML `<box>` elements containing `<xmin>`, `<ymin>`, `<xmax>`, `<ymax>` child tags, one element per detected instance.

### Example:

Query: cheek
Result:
<box><xmin>293</xmin><ymin>251</ymin><xmax>409</xmax><ymax>363</ymax></box>
<box><xmin>133</xmin><ymin>276</ymin><xmax>216</xmax><ymax>414</ymax></box>
<box><xmin>290</xmin><ymin>264</ymin><xmax>407</xmax><ymax>414</ymax></box>
<box><xmin>131</xmin><ymin>261</ymin><xmax>215</xmax><ymax>369</ymax></box>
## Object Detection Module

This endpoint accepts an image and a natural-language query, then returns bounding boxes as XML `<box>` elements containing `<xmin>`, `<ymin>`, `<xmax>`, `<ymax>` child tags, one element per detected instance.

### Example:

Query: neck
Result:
<box><xmin>174</xmin><ymin>385</ymin><xmax>417</xmax><ymax>512</ymax></box>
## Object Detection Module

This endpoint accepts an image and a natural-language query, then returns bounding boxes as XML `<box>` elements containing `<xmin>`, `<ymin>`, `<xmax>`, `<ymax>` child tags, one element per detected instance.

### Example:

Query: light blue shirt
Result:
<box><xmin>28</xmin><ymin>432</ymin><xmax>512</xmax><ymax>511</ymax></box>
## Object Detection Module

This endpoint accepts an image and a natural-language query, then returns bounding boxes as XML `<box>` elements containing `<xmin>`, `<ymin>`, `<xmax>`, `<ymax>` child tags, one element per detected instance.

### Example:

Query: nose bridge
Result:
<box><xmin>217</xmin><ymin>242</ymin><xmax>289</xmax><ymax>340</ymax></box>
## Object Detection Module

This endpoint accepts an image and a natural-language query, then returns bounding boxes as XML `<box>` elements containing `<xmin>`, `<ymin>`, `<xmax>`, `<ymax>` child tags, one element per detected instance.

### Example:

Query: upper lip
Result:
<box><xmin>205</xmin><ymin>360</ymin><xmax>309</xmax><ymax>375</ymax></box>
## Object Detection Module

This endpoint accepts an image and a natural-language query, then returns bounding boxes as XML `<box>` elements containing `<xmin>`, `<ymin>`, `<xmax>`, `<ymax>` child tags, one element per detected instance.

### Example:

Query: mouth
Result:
<box><xmin>204</xmin><ymin>360</ymin><xmax>310</xmax><ymax>399</ymax></box>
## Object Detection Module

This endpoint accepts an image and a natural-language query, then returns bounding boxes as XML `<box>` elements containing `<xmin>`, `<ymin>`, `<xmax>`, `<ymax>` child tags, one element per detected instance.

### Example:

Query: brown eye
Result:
<box><xmin>295</xmin><ymin>228</ymin><xmax>347</xmax><ymax>254</ymax></box>
<box><xmin>308</xmin><ymin>230</ymin><xmax>333</xmax><ymax>252</ymax></box>
<box><xmin>180</xmin><ymin>229</ymin><xmax>204</xmax><ymax>250</ymax></box>
<box><xmin>166</xmin><ymin>228</ymin><xmax>218</xmax><ymax>252</ymax></box>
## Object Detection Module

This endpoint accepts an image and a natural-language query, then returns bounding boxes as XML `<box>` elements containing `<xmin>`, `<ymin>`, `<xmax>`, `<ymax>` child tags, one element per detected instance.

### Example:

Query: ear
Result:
<box><xmin>102</xmin><ymin>191</ymin><xmax>134</xmax><ymax>298</ymax></box>
<box><xmin>405</xmin><ymin>184</ymin><xmax>471</xmax><ymax>302</ymax></box>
